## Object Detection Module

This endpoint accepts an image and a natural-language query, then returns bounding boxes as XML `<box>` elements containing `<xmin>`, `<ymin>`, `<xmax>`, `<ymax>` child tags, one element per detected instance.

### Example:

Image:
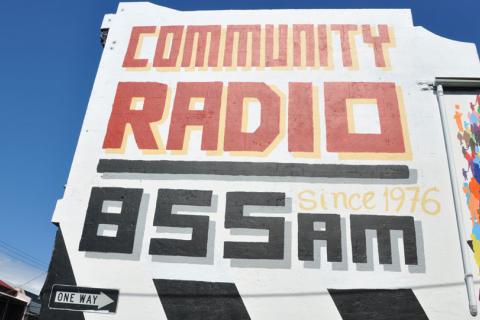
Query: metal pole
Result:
<box><xmin>435</xmin><ymin>84</ymin><xmax>477</xmax><ymax>316</ymax></box>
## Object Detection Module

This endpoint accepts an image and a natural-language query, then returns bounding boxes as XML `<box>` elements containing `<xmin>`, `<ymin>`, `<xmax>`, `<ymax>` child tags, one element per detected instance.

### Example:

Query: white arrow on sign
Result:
<box><xmin>97</xmin><ymin>292</ymin><xmax>115</xmax><ymax>309</ymax></box>
<box><xmin>54</xmin><ymin>291</ymin><xmax>114</xmax><ymax>309</ymax></box>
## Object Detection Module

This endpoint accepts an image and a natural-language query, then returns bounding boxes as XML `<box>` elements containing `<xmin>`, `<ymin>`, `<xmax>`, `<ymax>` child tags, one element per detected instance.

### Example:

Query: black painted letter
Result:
<box><xmin>223</xmin><ymin>192</ymin><xmax>286</xmax><ymax>260</ymax></box>
<box><xmin>79</xmin><ymin>187</ymin><xmax>143</xmax><ymax>254</ymax></box>
<box><xmin>298</xmin><ymin>213</ymin><xmax>342</xmax><ymax>262</ymax></box>
<box><xmin>350</xmin><ymin>214</ymin><xmax>417</xmax><ymax>265</ymax></box>
<box><xmin>149</xmin><ymin>189</ymin><xmax>212</xmax><ymax>257</ymax></box>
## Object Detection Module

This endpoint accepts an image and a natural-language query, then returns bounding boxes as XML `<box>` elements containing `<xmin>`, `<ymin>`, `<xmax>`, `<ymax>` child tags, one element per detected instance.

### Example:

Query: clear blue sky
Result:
<box><xmin>0</xmin><ymin>0</ymin><xmax>479</xmax><ymax>286</ymax></box>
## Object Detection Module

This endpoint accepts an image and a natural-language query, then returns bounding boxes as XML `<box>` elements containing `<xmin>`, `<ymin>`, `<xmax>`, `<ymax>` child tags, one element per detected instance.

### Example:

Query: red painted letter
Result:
<box><xmin>265</xmin><ymin>24</ymin><xmax>288</xmax><ymax>67</ymax></box>
<box><xmin>293</xmin><ymin>24</ymin><xmax>315</xmax><ymax>67</ymax></box>
<box><xmin>181</xmin><ymin>25</ymin><xmax>221</xmax><ymax>67</ymax></box>
<box><xmin>362</xmin><ymin>25</ymin><xmax>390</xmax><ymax>68</ymax></box>
<box><xmin>318</xmin><ymin>25</ymin><xmax>329</xmax><ymax>67</ymax></box>
<box><xmin>123</xmin><ymin>26</ymin><xmax>156</xmax><ymax>68</ymax></box>
<box><xmin>224</xmin><ymin>25</ymin><xmax>261</xmax><ymax>67</ymax></box>
<box><xmin>224</xmin><ymin>83</ymin><xmax>280</xmax><ymax>152</ymax></box>
<box><xmin>166</xmin><ymin>82</ymin><xmax>223</xmax><ymax>151</ymax></box>
<box><xmin>103</xmin><ymin>82</ymin><xmax>168</xmax><ymax>150</ymax></box>
<box><xmin>288</xmin><ymin>82</ymin><xmax>314</xmax><ymax>152</ymax></box>
<box><xmin>153</xmin><ymin>26</ymin><xmax>184</xmax><ymax>68</ymax></box>
<box><xmin>331</xmin><ymin>24</ymin><xmax>358</xmax><ymax>67</ymax></box>
<box><xmin>324</xmin><ymin>82</ymin><xmax>405</xmax><ymax>153</ymax></box>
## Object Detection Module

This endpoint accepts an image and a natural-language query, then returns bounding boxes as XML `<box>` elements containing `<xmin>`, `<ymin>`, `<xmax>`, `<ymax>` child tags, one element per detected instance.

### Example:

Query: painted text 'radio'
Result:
<box><xmin>103</xmin><ymin>81</ymin><xmax>409</xmax><ymax>158</ymax></box>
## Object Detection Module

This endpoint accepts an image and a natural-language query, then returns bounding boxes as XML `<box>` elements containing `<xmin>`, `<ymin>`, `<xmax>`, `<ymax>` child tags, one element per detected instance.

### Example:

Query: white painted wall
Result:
<box><xmin>50</xmin><ymin>3</ymin><xmax>480</xmax><ymax>319</ymax></box>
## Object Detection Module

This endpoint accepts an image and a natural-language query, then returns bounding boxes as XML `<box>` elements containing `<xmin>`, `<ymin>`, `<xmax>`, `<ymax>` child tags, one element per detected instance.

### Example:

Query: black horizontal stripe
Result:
<box><xmin>97</xmin><ymin>159</ymin><xmax>409</xmax><ymax>179</ymax></box>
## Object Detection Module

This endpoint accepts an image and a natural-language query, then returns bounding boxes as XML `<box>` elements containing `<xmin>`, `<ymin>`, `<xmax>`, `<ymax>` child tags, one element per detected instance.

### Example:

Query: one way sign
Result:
<box><xmin>49</xmin><ymin>284</ymin><xmax>119</xmax><ymax>313</ymax></box>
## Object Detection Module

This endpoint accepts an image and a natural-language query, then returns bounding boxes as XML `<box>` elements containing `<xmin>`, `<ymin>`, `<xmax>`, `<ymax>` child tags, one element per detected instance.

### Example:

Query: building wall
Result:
<box><xmin>41</xmin><ymin>3</ymin><xmax>480</xmax><ymax>319</ymax></box>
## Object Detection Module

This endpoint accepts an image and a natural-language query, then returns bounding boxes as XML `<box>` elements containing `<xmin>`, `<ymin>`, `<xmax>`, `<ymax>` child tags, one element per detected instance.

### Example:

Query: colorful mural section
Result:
<box><xmin>454</xmin><ymin>95</ymin><xmax>480</xmax><ymax>267</ymax></box>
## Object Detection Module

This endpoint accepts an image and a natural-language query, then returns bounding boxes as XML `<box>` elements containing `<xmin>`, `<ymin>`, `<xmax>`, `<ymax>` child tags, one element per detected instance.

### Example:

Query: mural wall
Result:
<box><xmin>447</xmin><ymin>93</ymin><xmax>480</xmax><ymax>274</ymax></box>
<box><xmin>40</xmin><ymin>3</ymin><xmax>480</xmax><ymax>319</ymax></box>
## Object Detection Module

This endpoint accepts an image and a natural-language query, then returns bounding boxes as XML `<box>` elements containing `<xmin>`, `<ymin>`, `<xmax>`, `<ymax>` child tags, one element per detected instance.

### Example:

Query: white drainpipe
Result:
<box><xmin>434</xmin><ymin>82</ymin><xmax>477</xmax><ymax>316</ymax></box>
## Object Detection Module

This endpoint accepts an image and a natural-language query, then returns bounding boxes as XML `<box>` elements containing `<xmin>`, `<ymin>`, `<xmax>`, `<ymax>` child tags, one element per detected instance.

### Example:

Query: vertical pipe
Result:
<box><xmin>435</xmin><ymin>84</ymin><xmax>477</xmax><ymax>316</ymax></box>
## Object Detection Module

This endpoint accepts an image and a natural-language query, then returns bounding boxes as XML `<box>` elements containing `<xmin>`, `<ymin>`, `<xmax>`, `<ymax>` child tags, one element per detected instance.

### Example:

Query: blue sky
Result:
<box><xmin>0</xmin><ymin>0</ymin><xmax>479</xmax><ymax>293</ymax></box>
